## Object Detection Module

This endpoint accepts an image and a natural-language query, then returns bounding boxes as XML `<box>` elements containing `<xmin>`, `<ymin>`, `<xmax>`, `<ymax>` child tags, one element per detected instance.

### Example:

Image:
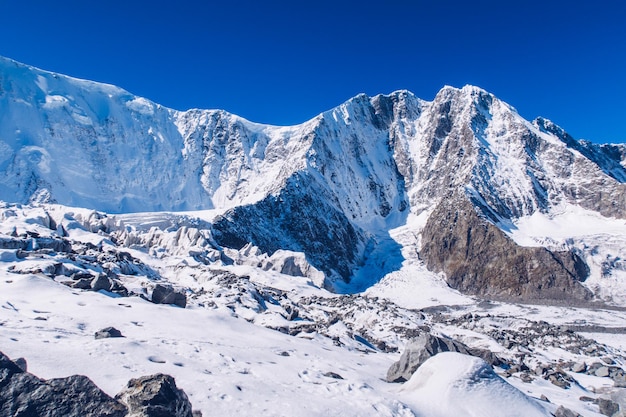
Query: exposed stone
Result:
<box><xmin>95</xmin><ymin>326</ymin><xmax>124</xmax><ymax>339</ymax></box>
<box><xmin>323</xmin><ymin>372</ymin><xmax>344</xmax><ymax>380</ymax></box>
<box><xmin>115</xmin><ymin>373</ymin><xmax>193</xmax><ymax>417</ymax></box>
<box><xmin>152</xmin><ymin>284</ymin><xmax>187</xmax><ymax>308</ymax></box>
<box><xmin>420</xmin><ymin>192</ymin><xmax>592</xmax><ymax>302</ymax></box>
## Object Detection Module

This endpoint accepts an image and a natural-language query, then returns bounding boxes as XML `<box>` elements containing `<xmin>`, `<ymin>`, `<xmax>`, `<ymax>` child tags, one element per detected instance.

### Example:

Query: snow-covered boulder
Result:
<box><xmin>400</xmin><ymin>352</ymin><xmax>550</xmax><ymax>417</ymax></box>
<box><xmin>387</xmin><ymin>332</ymin><xmax>501</xmax><ymax>382</ymax></box>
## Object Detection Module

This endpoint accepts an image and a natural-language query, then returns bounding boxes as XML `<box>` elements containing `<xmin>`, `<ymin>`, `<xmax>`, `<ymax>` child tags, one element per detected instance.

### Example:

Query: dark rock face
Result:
<box><xmin>0</xmin><ymin>351</ymin><xmax>127</xmax><ymax>417</ymax></box>
<box><xmin>420</xmin><ymin>192</ymin><xmax>592</xmax><ymax>302</ymax></box>
<box><xmin>386</xmin><ymin>332</ymin><xmax>500</xmax><ymax>383</ymax></box>
<box><xmin>151</xmin><ymin>284</ymin><xmax>187</xmax><ymax>308</ymax></box>
<box><xmin>212</xmin><ymin>173</ymin><xmax>366</xmax><ymax>283</ymax></box>
<box><xmin>116</xmin><ymin>373</ymin><xmax>193</xmax><ymax>417</ymax></box>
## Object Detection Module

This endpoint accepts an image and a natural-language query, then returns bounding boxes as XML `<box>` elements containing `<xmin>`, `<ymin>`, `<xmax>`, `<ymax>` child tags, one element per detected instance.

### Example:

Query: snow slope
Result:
<box><xmin>1</xmin><ymin>56</ymin><xmax>626</xmax><ymax>416</ymax></box>
<box><xmin>0</xmin><ymin>201</ymin><xmax>623</xmax><ymax>416</ymax></box>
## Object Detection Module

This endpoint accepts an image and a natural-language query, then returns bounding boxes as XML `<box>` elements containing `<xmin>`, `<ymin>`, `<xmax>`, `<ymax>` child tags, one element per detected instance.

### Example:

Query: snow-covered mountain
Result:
<box><xmin>2</xmin><ymin>55</ymin><xmax>626</xmax><ymax>416</ymax></box>
<box><xmin>1</xmin><ymin>55</ymin><xmax>624</xmax><ymax>300</ymax></box>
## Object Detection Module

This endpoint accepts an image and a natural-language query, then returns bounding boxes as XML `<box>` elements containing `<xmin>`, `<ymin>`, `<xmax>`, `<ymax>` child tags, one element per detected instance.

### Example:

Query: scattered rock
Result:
<box><xmin>95</xmin><ymin>326</ymin><xmax>124</xmax><ymax>339</ymax></box>
<box><xmin>323</xmin><ymin>372</ymin><xmax>344</xmax><ymax>380</ymax></box>
<box><xmin>151</xmin><ymin>284</ymin><xmax>187</xmax><ymax>308</ymax></box>
<box><xmin>115</xmin><ymin>373</ymin><xmax>193</xmax><ymax>417</ymax></box>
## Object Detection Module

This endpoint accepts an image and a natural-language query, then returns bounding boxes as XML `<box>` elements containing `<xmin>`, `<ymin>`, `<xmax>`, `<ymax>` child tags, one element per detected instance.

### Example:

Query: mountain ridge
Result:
<box><xmin>1</xmin><ymin>55</ymin><xmax>625</xmax><ymax>301</ymax></box>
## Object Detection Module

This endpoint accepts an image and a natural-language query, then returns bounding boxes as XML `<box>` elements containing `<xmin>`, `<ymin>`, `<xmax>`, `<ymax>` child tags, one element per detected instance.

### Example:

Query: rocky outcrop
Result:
<box><xmin>420</xmin><ymin>192</ymin><xmax>592</xmax><ymax>302</ymax></box>
<box><xmin>1</xmin><ymin>351</ymin><xmax>197</xmax><ymax>417</ymax></box>
<box><xmin>386</xmin><ymin>332</ymin><xmax>500</xmax><ymax>383</ymax></box>
<box><xmin>115</xmin><ymin>373</ymin><xmax>193</xmax><ymax>417</ymax></box>
<box><xmin>0</xmin><ymin>351</ymin><xmax>127</xmax><ymax>417</ymax></box>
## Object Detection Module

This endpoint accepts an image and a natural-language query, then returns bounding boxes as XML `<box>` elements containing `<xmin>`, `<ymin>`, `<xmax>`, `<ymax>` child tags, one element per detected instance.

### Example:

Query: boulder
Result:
<box><xmin>571</xmin><ymin>361</ymin><xmax>587</xmax><ymax>373</ymax></box>
<box><xmin>554</xmin><ymin>406</ymin><xmax>581</xmax><ymax>417</ymax></box>
<box><xmin>386</xmin><ymin>333</ymin><xmax>500</xmax><ymax>383</ymax></box>
<box><xmin>115</xmin><ymin>373</ymin><xmax>193</xmax><ymax>417</ymax></box>
<box><xmin>95</xmin><ymin>327</ymin><xmax>124</xmax><ymax>339</ymax></box>
<box><xmin>596</xmin><ymin>366</ymin><xmax>611</xmax><ymax>378</ymax></box>
<box><xmin>0</xmin><ymin>350</ymin><xmax>127</xmax><ymax>417</ymax></box>
<box><xmin>91</xmin><ymin>274</ymin><xmax>112</xmax><ymax>292</ymax></box>
<box><xmin>151</xmin><ymin>284</ymin><xmax>187</xmax><ymax>308</ymax></box>
<box><xmin>598</xmin><ymin>398</ymin><xmax>620</xmax><ymax>417</ymax></box>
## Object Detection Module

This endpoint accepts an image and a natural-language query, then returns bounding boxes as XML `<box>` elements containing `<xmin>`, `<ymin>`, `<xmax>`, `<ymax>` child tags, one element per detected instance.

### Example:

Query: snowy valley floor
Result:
<box><xmin>1</xmin><ymin>204</ymin><xmax>626</xmax><ymax>416</ymax></box>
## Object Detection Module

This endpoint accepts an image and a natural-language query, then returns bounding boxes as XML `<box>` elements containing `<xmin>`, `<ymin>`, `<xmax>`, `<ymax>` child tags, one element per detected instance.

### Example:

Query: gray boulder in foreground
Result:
<box><xmin>1</xmin><ymin>350</ymin><xmax>197</xmax><ymax>417</ymax></box>
<box><xmin>0</xmin><ymin>351</ymin><xmax>127</xmax><ymax>417</ymax></box>
<box><xmin>386</xmin><ymin>332</ymin><xmax>501</xmax><ymax>383</ymax></box>
<box><xmin>116</xmin><ymin>373</ymin><xmax>193</xmax><ymax>417</ymax></box>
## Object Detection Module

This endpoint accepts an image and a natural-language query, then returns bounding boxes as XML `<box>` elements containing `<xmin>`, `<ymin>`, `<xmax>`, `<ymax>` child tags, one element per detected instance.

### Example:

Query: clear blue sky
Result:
<box><xmin>1</xmin><ymin>0</ymin><xmax>625</xmax><ymax>142</ymax></box>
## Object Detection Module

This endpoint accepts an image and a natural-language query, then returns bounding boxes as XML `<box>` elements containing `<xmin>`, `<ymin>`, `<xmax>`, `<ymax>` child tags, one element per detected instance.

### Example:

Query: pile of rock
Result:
<box><xmin>0</xmin><ymin>350</ymin><xmax>198</xmax><ymax>417</ymax></box>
